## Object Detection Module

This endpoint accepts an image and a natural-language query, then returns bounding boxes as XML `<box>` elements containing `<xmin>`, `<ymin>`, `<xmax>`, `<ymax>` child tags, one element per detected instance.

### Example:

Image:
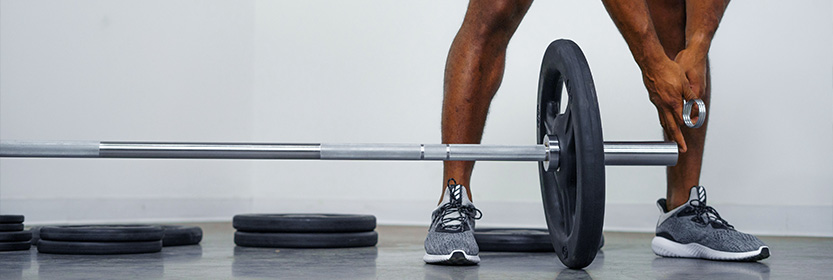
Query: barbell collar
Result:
<box><xmin>683</xmin><ymin>98</ymin><xmax>706</xmax><ymax>128</ymax></box>
<box><xmin>543</xmin><ymin>135</ymin><xmax>560</xmax><ymax>172</ymax></box>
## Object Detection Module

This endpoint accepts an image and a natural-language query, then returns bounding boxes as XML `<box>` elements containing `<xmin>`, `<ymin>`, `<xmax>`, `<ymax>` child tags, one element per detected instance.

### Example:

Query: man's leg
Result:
<box><xmin>424</xmin><ymin>0</ymin><xmax>533</xmax><ymax>265</ymax></box>
<box><xmin>647</xmin><ymin>1</ymin><xmax>769</xmax><ymax>261</ymax></box>
<box><xmin>645</xmin><ymin>0</ymin><xmax>709</xmax><ymax>211</ymax></box>
<box><xmin>666</xmin><ymin>64</ymin><xmax>710</xmax><ymax>209</ymax></box>
<box><xmin>441</xmin><ymin>0</ymin><xmax>533</xmax><ymax>203</ymax></box>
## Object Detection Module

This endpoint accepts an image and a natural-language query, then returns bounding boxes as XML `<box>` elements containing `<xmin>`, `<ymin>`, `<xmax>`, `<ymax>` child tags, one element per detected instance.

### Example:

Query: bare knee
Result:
<box><xmin>464</xmin><ymin>0</ymin><xmax>533</xmax><ymax>39</ymax></box>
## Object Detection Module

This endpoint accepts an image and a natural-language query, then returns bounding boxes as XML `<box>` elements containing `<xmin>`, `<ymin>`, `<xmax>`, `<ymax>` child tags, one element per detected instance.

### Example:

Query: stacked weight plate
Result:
<box><xmin>31</xmin><ymin>224</ymin><xmax>202</xmax><ymax>248</ymax></box>
<box><xmin>474</xmin><ymin>228</ymin><xmax>554</xmax><ymax>252</ymax></box>
<box><xmin>36</xmin><ymin>224</ymin><xmax>203</xmax><ymax>254</ymax></box>
<box><xmin>474</xmin><ymin>227</ymin><xmax>604</xmax><ymax>252</ymax></box>
<box><xmin>233</xmin><ymin>214</ymin><xmax>378</xmax><ymax>248</ymax></box>
<box><xmin>0</xmin><ymin>215</ymin><xmax>32</xmax><ymax>252</ymax></box>
<box><xmin>38</xmin><ymin>225</ymin><xmax>165</xmax><ymax>254</ymax></box>
<box><xmin>159</xmin><ymin>225</ymin><xmax>203</xmax><ymax>247</ymax></box>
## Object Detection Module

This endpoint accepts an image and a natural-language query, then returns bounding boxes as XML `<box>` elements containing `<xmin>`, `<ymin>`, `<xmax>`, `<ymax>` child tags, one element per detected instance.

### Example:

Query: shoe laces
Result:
<box><xmin>689</xmin><ymin>200</ymin><xmax>734</xmax><ymax>229</ymax></box>
<box><xmin>435</xmin><ymin>179</ymin><xmax>482</xmax><ymax>231</ymax></box>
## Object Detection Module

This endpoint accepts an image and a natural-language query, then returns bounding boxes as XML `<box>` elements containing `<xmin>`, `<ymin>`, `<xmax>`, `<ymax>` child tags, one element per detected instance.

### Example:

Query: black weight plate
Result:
<box><xmin>234</xmin><ymin>231</ymin><xmax>378</xmax><ymax>248</ymax></box>
<box><xmin>0</xmin><ymin>215</ymin><xmax>24</xmax><ymax>223</ymax></box>
<box><xmin>0</xmin><ymin>241</ymin><xmax>31</xmax><ymax>251</ymax></box>
<box><xmin>0</xmin><ymin>223</ymin><xmax>24</xmax><ymax>232</ymax></box>
<box><xmin>37</xmin><ymin>240</ymin><xmax>163</xmax><ymax>255</ymax></box>
<box><xmin>0</xmin><ymin>230</ymin><xmax>32</xmax><ymax>242</ymax></box>
<box><xmin>160</xmin><ymin>225</ymin><xmax>203</xmax><ymax>247</ymax></box>
<box><xmin>40</xmin><ymin>225</ymin><xmax>164</xmax><ymax>242</ymax></box>
<box><xmin>474</xmin><ymin>228</ymin><xmax>554</xmax><ymax>252</ymax></box>
<box><xmin>537</xmin><ymin>39</ymin><xmax>605</xmax><ymax>269</ymax></box>
<box><xmin>233</xmin><ymin>214</ymin><xmax>376</xmax><ymax>233</ymax></box>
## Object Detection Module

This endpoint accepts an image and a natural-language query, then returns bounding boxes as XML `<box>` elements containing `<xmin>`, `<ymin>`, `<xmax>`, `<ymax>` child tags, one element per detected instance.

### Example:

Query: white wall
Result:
<box><xmin>0</xmin><ymin>0</ymin><xmax>256</xmax><ymax>223</ymax></box>
<box><xmin>1</xmin><ymin>0</ymin><xmax>830</xmax><ymax>236</ymax></box>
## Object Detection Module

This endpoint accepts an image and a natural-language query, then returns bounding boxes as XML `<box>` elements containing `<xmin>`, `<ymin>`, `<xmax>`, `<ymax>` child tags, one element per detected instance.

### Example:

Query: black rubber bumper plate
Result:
<box><xmin>233</xmin><ymin>214</ymin><xmax>376</xmax><ymax>233</ymax></box>
<box><xmin>37</xmin><ymin>240</ymin><xmax>163</xmax><ymax>255</ymax></box>
<box><xmin>474</xmin><ymin>228</ymin><xmax>554</xmax><ymax>252</ymax></box>
<box><xmin>537</xmin><ymin>39</ymin><xmax>605</xmax><ymax>269</ymax></box>
<box><xmin>0</xmin><ymin>215</ymin><xmax>25</xmax><ymax>224</ymax></box>
<box><xmin>0</xmin><ymin>230</ymin><xmax>32</xmax><ymax>242</ymax></box>
<box><xmin>40</xmin><ymin>225</ymin><xmax>164</xmax><ymax>242</ymax></box>
<box><xmin>234</xmin><ymin>231</ymin><xmax>378</xmax><ymax>248</ymax></box>
<box><xmin>0</xmin><ymin>241</ymin><xmax>31</xmax><ymax>251</ymax></box>
<box><xmin>160</xmin><ymin>225</ymin><xmax>203</xmax><ymax>247</ymax></box>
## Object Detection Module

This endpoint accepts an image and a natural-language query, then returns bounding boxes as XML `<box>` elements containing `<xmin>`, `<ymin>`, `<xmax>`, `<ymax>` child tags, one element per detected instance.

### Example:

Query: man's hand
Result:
<box><xmin>641</xmin><ymin>57</ymin><xmax>698</xmax><ymax>153</ymax></box>
<box><xmin>674</xmin><ymin>48</ymin><xmax>707</xmax><ymax>98</ymax></box>
<box><xmin>602</xmin><ymin>0</ymin><xmax>726</xmax><ymax>152</ymax></box>
<box><xmin>674</xmin><ymin>47</ymin><xmax>709</xmax><ymax>125</ymax></box>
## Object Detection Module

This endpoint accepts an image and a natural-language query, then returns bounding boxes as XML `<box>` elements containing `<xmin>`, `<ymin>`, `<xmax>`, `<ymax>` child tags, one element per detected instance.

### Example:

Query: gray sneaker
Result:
<box><xmin>423</xmin><ymin>179</ymin><xmax>482</xmax><ymax>265</ymax></box>
<box><xmin>652</xmin><ymin>186</ymin><xmax>770</xmax><ymax>261</ymax></box>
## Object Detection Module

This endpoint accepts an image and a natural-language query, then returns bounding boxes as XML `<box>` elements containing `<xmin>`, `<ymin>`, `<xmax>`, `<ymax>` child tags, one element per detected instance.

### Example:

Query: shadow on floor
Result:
<box><xmin>651</xmin><ymin>257</ymin><xmax>770</xmax><ymax>280</ymax></box>
<box><xmin>232</xmin><ymin>246</ymin><xmax>379</xmax><ymax>279</ymax></box>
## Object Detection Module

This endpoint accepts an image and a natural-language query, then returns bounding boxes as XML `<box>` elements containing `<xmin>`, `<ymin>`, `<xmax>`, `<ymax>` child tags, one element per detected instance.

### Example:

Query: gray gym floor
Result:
<box><xmin>1</xmin><ymin>223</ymin><xmax>831</xmax><ymax>279</ymax></box>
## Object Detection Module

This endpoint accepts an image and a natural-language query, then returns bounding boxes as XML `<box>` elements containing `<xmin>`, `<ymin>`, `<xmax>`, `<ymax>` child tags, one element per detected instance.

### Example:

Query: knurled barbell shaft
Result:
<box><xmin>0</xmin><ymin>140</ymin><xmax>677</xmax><ymax>166</ymax></box>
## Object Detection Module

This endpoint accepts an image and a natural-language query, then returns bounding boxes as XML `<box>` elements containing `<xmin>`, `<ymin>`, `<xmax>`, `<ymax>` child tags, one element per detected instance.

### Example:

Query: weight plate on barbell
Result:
<box><xmin>537</xmin><ymin>39</ymin><xmax>605</xmax><ymax>269</ymax></box>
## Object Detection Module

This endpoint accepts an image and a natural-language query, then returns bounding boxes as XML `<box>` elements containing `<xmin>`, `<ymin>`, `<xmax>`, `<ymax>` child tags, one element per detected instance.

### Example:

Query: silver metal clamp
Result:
<box><xmin>683</xmin><ymin>98</ymin><xmax>706</xmax><ymax>128</ymax></box>
<box><xmin>543</xmin><ymin>135</ymin><xmax>560</xmax><ymax>172</ymax></box>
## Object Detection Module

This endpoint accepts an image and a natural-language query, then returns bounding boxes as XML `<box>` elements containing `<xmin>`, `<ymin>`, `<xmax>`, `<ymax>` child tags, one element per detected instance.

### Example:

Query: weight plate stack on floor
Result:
<box><xmin>37</xmin><ymin>225</ymin><xmax>164</xmax><ymax>254</ymax></box>
<box><xmin>159</xmin><ymin>225</ymin><xmax>203</xmax><ymax>247</ymax></box>
<box><xmin>233</xmin><ymin>214</ymin><xmax>378</xmax><ymax>248</ymax></box>
<box><xmin>0</xmin><ymin>215</ymin><xmax>31</xmax><ymax>252</ymax></box>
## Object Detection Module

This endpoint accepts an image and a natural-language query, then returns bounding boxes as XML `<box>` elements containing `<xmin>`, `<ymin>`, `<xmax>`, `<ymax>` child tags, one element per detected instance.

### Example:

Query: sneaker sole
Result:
<box><xmin>652</xmin><ymin>236</ymin><xmax>770</xmax><ymax>261</ymax></box>
<box><xmin>423</xmin><ymin>250</ymin><xmax>480</xmax><ymax>265</ymax></box>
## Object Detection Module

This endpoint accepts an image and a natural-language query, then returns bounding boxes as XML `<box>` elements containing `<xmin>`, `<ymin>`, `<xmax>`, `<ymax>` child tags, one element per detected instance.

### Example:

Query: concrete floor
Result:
<box><xmin>1</xmin><ymin>222</ymin><xmax>831</xmax><ymax>279</ymax></box>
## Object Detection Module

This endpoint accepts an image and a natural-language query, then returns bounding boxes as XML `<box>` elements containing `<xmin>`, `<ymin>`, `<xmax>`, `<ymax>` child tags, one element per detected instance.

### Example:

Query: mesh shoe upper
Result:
<box><xmin>655</xmin><ymin>186</ymin><xmax>767</xmax><ymax>253</ymax></box>
<box><xmin>424</xmin><ymin>180</ymin><xmax>481</xmax><ymax>256</ymax></box>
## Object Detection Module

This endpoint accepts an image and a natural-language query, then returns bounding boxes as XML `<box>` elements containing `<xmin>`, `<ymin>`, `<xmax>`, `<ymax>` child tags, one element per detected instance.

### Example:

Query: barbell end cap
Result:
<box><xmin>0</xmin><ymin>140</ymin><xmax>100</xmax><ymax>158</ymax></box>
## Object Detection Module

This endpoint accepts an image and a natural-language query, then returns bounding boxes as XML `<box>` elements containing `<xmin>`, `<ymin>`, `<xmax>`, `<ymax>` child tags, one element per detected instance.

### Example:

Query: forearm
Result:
<box><xmin>684</xmin><ymin>0</ymin><xmax>730</xmax><ymax>56</ymax></box>
<box><xmin>601</xmin><ymin>0</ymin><xmax>668</xmax><ymax>71</ymax></box>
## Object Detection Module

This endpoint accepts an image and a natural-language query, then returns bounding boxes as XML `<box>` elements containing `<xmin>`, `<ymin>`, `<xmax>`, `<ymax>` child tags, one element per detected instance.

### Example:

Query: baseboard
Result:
<box><xmin>3</xmin><ymin>197</ymin><xmax>830</xmax><ymax>237</ymax></box>
<box><xmin>0</xmin><ymin>197</ymin><xmax>253</xmax><ymax>225</ymax></box>
<box><xmin>253</xmin><ymin>198</ymin><xmax>833</xmax><ymax>237</ymax></box>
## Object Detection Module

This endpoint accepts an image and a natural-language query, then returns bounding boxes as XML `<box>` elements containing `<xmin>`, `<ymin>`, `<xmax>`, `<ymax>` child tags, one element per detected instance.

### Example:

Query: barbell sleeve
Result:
<box><xmin>0</xmin><ymin>140</ymin><xmax>677</xmax><ymax>166</ymax></box>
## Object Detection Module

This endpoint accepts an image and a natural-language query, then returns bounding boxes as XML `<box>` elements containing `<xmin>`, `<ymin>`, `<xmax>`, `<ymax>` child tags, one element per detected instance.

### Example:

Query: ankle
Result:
<box><xmin>665</xmin><ymin>197</ymin><xmax>688</xmax><ymax>212</ymax></box>
<box><xmin>438</xmin><ymin>182</ymin><xmax>473</xmax><ymax>205</ymax></box>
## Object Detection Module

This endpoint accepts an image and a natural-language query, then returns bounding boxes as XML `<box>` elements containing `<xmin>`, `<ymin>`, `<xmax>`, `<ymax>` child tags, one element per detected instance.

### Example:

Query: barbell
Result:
<box><xmin>0</xmin><ymin>39</ymin><xmax>704</xmax><ymax>269</ymax></box>
<box><xmin>0</xmin><ymin>141</ymin><xmax>676</xmax><ymax>165</ymax></box>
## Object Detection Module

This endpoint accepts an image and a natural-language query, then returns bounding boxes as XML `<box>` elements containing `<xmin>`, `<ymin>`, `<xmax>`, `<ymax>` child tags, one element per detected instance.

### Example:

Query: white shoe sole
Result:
<box><xmin>652</xmin><ymin>236</ymin><xmax>770</xmax><ymax>261</ymax></box>
<box><xmin>423</xmin><ymin>250</ymin><xmax>480</xmax><ymax>265</ymax></box>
